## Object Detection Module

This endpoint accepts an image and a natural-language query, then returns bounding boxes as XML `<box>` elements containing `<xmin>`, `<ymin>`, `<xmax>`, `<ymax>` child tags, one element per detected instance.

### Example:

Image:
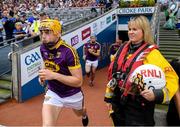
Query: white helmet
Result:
<box><xmin>130</xmin><ymin>64</ymin><xmax>166</xmax><ymax>90</ymax></box>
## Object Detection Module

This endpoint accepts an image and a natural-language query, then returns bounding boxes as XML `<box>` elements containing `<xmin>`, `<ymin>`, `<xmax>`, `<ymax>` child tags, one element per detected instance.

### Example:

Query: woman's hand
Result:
<box><xmin>141</xmin><ymin>89</ymin><xmax>155</xmax><ymax>101</ymax></box>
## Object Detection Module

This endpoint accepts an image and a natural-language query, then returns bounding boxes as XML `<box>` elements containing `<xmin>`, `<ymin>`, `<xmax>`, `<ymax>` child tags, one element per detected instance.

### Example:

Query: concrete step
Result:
<box><xmin>0</xmin><ymin>88</ymin><xmax>11</xmax><ymax>99</ymax></box>
<box><xmin>0</xmin><ymin>73</ymin><xmax>11</xmax><ymax>81</ymax></box>
<box><xmin>155</xmin><ymin>104</ymin><xmax>168</xmax><ymax>111</ymax></box>
<box><xmin>159</xmin><ymin>28</ymin><xmax>178</xmax><ymax>31</ymax></box>
<box><xmin>160</xmin><ymin>52</ymin><xmax>180</xmax><ymax>56</ymax></box>
<box><xmin>159</xmin><ymin>27</ymin><xmax>178</xmax><ymax>30</ymax></box>
<box><xmin>154</xmin><ymin>109</ymin><xmax>167</xmax><ymax>126</ymax></box>
<box><xmin>159</xmin><ymin>36</ymin><xmax>180</xmax><ymax>40</ymax></box>
<box><xmin>159</xmin><ymin>48</ymin><xmax>180</xmax><ymax>52</ymax></box>
<box><xmin>0</xmin><ymin>80</ymin><xmax>12</xmax><ymax>90</ymax></box>
<box><xmin>159</xmin><ymin>30</ymin><xmax>178</xmax><ymax>33</ymax></box>
<box><xmin>159</xmin><ymin>45</ymin><xmax>180</xmax><ymax>49</ymax></box>
<box><xmin>163</xmin><ymin>55</ymin><xmax>178</xmax><ymax>61</ymax></box>
<box><xmin>159</xmin><ymin>32</ymin><xmax>179</xmax><ymax>35</ymax></box>
<box><xmin>159</xmin><ymin>29</ymin><xmax>178</xmax><ymax>32</ymax></box>
<box><xmin>159</xmin><ymin>38</ymin><xmax>180</xmax><ymax>41</ymax></box>
<box><xmin>159</xmin><ymin>41</ymin><xmax>180</xmax><ymax>45</ymax></box>
<box><xmin>0</xmin><ymin>98</ymin><xmax>6</xmax><ymax>104</ymax></box>
<box><xmin>161</xmin><ymin>51</ymin><xmax>180</xmax><ymax>56</ymax></box>
<box><xmin>154</xmin><ymin>104</ymin><xmax>168</xmax><ymax>126</ymax></box>
<box><xmin>158</xmin><ymin>17</ymin><xmax>179</xmax><ymax>62</ymax></box>
<box><xmin>159</xmin><ymin>34</ymin><xmax>179</xmax><ymax>37</ymax></box>
<box><xmin>159</xmin><ymin>35</ymin><xmax>179</xmax><ymax>37</ymax></box>
<box><xmin>159</xmin><ymin>35</ymin><xmax>180</xmax><ymax>37</ymax></box>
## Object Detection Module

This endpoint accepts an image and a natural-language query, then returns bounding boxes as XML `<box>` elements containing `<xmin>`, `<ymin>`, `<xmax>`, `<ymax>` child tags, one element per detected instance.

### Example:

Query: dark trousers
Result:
<box><xmin>110</xmin><ymin>103</ymin><xmax>125</xmax><ymax>126</ymax></box>
<box><xmin>167</xmin><ymin>99</ymin><xmax>180</xmax><ymax>126</ymax></box>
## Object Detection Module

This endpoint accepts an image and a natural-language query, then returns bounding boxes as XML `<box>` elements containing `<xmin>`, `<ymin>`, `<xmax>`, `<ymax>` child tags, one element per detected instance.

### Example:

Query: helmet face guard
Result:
<box><xmin>39</xmin><ymin>19</ymin><xmax>61</xmax><ymax>36</ymax></box>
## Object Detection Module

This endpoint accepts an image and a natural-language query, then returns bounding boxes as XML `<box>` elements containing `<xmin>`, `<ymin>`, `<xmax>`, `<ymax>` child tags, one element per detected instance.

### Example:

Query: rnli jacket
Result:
<box><xmin>105</xmin><ymin>42</ymin><xmax>179</xmax><ymax>104</ymax></box>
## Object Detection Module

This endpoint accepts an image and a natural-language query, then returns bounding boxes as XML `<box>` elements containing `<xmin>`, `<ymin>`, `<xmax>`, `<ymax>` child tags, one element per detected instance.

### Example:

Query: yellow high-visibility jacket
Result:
<box><xmin>105</xmin><ymin>49</ymin><xmax>179</xmax><ymax>104</ymax></box>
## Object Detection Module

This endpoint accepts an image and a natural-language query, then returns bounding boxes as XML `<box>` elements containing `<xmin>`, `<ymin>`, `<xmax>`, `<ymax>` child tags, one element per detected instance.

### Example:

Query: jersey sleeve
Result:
<box><xmin>66</xmin><ymin>47</ymin><xmax>81</xmax><ymax>70</ymax></box>
<box><xmin>144</xmin><ymin>49</ymin><xmax>179</xmax><ymax>104</ymax></box>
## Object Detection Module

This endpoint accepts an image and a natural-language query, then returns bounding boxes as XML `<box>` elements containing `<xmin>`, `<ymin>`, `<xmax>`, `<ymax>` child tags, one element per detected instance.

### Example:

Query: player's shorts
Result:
<box><xmin>43</xmin><ymin>90</ymin><xmax>83</xmax><ymax>110</ymax></box>
<box><xmin>85</xmin><ymin>59</ymin><xmax>98</xmax><ymax>68</ymax></box>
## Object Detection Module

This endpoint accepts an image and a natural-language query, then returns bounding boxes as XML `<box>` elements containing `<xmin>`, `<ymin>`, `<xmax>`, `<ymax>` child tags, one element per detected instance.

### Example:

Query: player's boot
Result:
<box><xmin>82</xmin><ymin>115</ymin><xmax>89</xmax><ymax>126</ymax></box>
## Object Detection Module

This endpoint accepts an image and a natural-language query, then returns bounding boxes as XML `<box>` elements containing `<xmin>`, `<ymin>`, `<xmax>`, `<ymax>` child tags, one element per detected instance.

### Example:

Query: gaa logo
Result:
<box><xmin>25</xmin><ymin>52</ymin><xmax>41</xmax><ymax>65</ymax></box>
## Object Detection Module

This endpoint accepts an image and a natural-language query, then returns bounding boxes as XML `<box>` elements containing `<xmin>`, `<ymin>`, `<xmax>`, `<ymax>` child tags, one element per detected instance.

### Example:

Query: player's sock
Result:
<box><xmin>89</xmin><ymin>80</ymin><xmax>93</xmax><ymax>87</ymax></box>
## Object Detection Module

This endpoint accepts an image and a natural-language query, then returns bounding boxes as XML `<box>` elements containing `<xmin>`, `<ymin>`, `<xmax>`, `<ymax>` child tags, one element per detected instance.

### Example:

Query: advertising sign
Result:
<box><xmin>62</xmin><ymin>9</ymin><xmax>117</xmax><ymax>49</ymax></box>
<box><xmin>81</xmin><ymin>27</ymin><xmax>91</xmax><ymax>40</ymax></box>
<box><xmin>20</xmin><ymin>47</ymin><xmax>44</xmax><ymax>86</ymax></box>
<box><xmin>71</xmin><ymin>35</ymin><xmax>79</xmax><ymax>46</ymax></box>
<box><xmin>117</xmin><ymin>7</ymin><xmax>155</xmax><ymax>14</ymax></box>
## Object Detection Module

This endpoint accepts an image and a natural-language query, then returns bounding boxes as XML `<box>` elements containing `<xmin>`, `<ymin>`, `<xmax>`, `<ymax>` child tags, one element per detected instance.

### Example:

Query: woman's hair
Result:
<box><xmin>128</xmin><ymin>15</ymin><xmax>154</xmax><ymax>44</ymax></box>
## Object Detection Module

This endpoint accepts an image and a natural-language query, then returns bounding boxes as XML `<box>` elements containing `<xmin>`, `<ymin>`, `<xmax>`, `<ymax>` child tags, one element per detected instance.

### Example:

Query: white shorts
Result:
<box><xmin>85</xmin><ymin>59</ymin><xmax>98</xmax><ymax>68</ymax></box>
<box><xmin>43</xmin><ymin>90</ymin><xmax>84</xmax><ymax>110</ymax></box>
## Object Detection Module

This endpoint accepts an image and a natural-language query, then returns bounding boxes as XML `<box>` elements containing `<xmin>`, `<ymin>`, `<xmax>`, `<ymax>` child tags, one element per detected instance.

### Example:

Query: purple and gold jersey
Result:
<box><xmin>109</xmin><ymin>43</ymin><xmax>121</xmax><ymax>56</ymax></box>
<box><xmin>40</xmin><ymin>40</ymin><xmax>81</xmax><ymax>98</ymax></box>
<box><xmin>84</xmin><ymin>41</ymin><xmax>101</xmax><ymax>61</ymax></box>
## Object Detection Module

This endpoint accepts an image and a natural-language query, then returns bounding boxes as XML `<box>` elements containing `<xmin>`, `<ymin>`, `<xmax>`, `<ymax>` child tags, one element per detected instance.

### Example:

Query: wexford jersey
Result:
<box><xmin>40</xmin><ymin>40</ymin><xmax>81</xmax><ymax>98</ymax></box>
<box><xmin>84</xmin><ymin>41</ymin><xmax>101</xmax><ymax>61</ymax></box>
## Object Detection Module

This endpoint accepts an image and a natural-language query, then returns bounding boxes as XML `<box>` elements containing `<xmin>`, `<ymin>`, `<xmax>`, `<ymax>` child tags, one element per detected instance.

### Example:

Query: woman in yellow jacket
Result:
<box><xmin>104</xmin><ymin>15</ymin><xmax>179</xmax><ymax>126</ymax></box>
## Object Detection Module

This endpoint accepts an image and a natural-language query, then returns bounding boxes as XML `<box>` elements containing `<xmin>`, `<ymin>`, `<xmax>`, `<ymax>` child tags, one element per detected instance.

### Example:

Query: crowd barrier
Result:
<box><xmin>0</xmin><ymin>35</ymin><xmax>40</xmax><ymax>76</ymax></box>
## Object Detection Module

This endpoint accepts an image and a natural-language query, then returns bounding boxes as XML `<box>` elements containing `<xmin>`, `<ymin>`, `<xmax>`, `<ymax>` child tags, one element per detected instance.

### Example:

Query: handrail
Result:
<box><xmin>0</xmin><ymin>34</ymin><xmax>36</xmax><ymax>46</ymax></box>
<box><xmin>150</xmin><ymin>3</ymin><xmax>160</xmax><ymax>45</ymax></box>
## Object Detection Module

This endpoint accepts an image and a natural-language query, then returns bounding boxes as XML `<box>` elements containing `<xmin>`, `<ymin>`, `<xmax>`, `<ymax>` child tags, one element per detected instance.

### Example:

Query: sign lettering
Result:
<box><xmin>140</xmin><ymin>69</ymin><xmax>162</xmax><ymax>78</ymax></box>
<box><xmin>117</xmin><ymin>7</ymin><xmax>155</xmax><ymax>15</ymax></box>
<box><xmin>25</xmin><ymin>52</ymin><xmax>41</xmax><ymax>65</ymax></box>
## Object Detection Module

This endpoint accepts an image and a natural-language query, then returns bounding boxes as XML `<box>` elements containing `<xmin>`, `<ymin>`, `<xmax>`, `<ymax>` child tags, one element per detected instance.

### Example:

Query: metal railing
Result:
<box><xmin>151</xmin><ymin>3</ymin><xmax>161</xmax><ymax>45</ymax></box>
<box><xmin>0</xmin><ymin>35</ymin><xmax>40</xmax><ymax>77</ymax></box>
<box><xmin>0</xmin><ymin>44</ymin><xmax>11</xmax><ymax>76</ymax></box>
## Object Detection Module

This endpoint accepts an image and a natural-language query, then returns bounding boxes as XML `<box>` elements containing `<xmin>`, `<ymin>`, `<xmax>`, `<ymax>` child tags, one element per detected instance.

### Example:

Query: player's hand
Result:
<box><xmin>141</xmin><ymin>89</ymin><xmax>155</xmax><ymax>101</ymax></box>
<box><xmin>38</xmin><ymin>77</ymin><xmax>45</xmax><ymax>86</ymax></box>
<box><xmin>39</xmin><ymin>69</ymin><xmax>55</xmax><ymax>81</ymax></box>
<box><xmin>88</xmin><ymin>49</ymin><xmax>94</xmax><ymax>54</ymax></box>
